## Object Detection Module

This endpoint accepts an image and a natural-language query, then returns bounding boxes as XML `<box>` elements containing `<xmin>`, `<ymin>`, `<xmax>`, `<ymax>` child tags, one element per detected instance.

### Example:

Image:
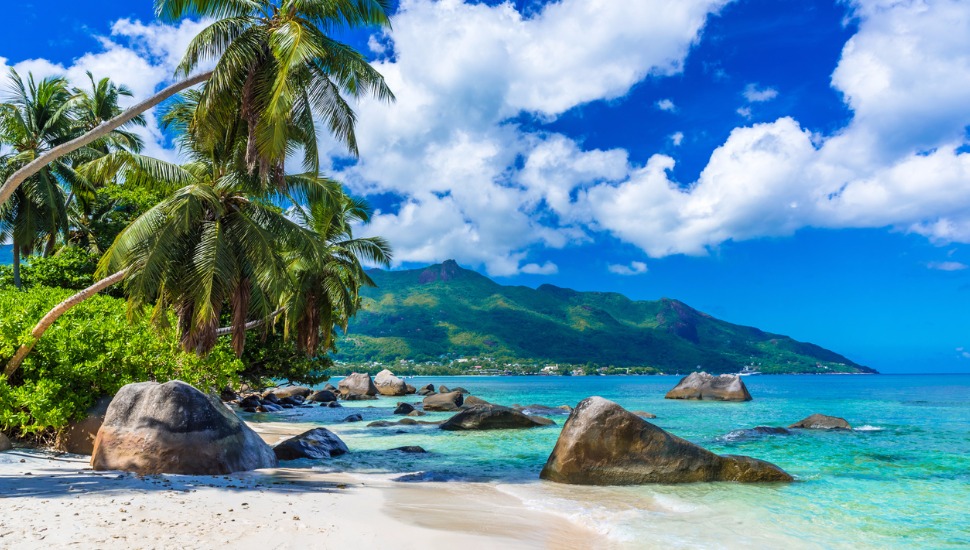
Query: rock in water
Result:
<box><xmin>423</xmin><ymin>391</ymin><xmax>464</xmax><ymax>412</ymax></box>
<box><xmin>664</xmin><ymin>372</ymin><xmax>752</xmax><ymax>401</ymax></box>
<box><xmin>338</xmin><ymin>373</ymin><xmax>378</xmax><ymax>397</ymax></box>
<box><xmin>540</xmin><ymin>397</ymin><xmax>792</xmax><ymax>485</ymax></box>
<box><xmin>307</xmin><ymin>390</ymin><xmax>337</xmax><ymax>403</ymax></box>
<box><xmin>417</xmin><ymin>384</ymin><xmax>435</xmax><ymax>396</ymax></box>
<box><xmin>789</xmin><ymin>414</ymin><xmax>852</xmax><ymax>430</ymax></box>
<box><xmin>55</xmin><ymin>395</ymin><xmax>113</xmax><ymax>455</ymax></box>
<box><xmin>462</xmin><ymin>395</ymin><xmax>490</xmax><ymax>407</ymax></box>
<box><xmin>394</xmin><ymin>402</ymin><xmax>416</xmax><ymax>415</ymax></box>
<box><xmin>631</xmin><ymin>411</ymin><xmax>657</xmax><ymax>419</ymax></box>
<box><xmin>0</xmin><ymin>432</ymin><xmax>11</xmax><ymax>451</ymax></box>
<box><xmin>90</xmin><ymin>381</ymin><xmax>277</xmax><ymax>475</ymax></box>
<box><xmin>273</xmin><ymin>428</ymin><xmax>348</xmax><ymax>460</ymax></box>
<box><xmin>375</xmin><ymin>369</ymin><xmax>408</xmax><ymax>396</ymax></box>
<box><xmin>405</xmin><ymin>384</ymin><xmax>417</xmax><ymax>395</ymax></box>
<box><xmin>265</xmin><ymin>386</ymin><xmax>312</xmax><ymax>400</ymax></box>
<box><xmin>390</xmin><ymin>446</ymin><xmax>427</xmax><ymax>453</ymax></box>
<box><xmin>441</xmin><ymin>405</ymin><xmax>549</xmax><ymax>430</ymax></box>
<box><xmin>343</xmin><ymin>414</ymin><xmax>364</xmax><ymax>423</ymax></box>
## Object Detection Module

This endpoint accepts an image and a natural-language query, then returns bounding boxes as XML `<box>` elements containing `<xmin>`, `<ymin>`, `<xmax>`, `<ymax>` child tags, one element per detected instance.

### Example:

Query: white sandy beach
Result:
<box><xmin>0</xmin><ymin>422</ymin><xmax>603</xmax><ymax>550</ymax></box>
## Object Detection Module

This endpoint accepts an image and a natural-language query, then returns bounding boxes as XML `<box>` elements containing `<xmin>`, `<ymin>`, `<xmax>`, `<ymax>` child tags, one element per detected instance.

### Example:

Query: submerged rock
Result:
<box><xmin>394</xmin><ymin>402</ymin><xmax>416</xmax><ymax>415</ymax></box>
<box><xmin>91</xmin><ymin>381</ymin><xmax>277</xmax><ymax>475</ymax></box>
<box><xmin>440</xmin><ymin>405</ymin><xmax>550</xmax><ymax>430</ymax></box>
<box><xmin>514</xmin><ymin>404</ymin><xmax>572</xmax><ymax>416</ymax></box>
<box><xmin>55</xmin><ymin>395</ymin><xmax>114</xmax><ymax>455</ymax></box>
<box><xmin>375</xmin><ymin>369</ymin><xmax>408</xmax><ymax>396</ymax></box>
<box><xmin>789</xmin><ymin>414</ymin><xmax>852</xmax><ymax>430</ymax></box>
<box><xmin>423</xmin><ymin>391</ymin><xmax>464</xmax><ymax>412</ymax></box>
<box><xmin>273</xmin><ymin>428</ymin><xmax>348</xmax><ymax>460</ymax></box>
<box><xmin>407</xmin><ymin>410</ymin><xmax>427</xmax><ymax>417</ymax></box>
<box><xmin>390</xmin><ymin>446</ymin><xmax>427</xmax><ymax>453</ymax></box>
<box><xmin>342</xmin><ymin>414</ymin><xmax>364</xmax><ymax>423</ymax></box>
<box><xmin>665</xmin><ymin>372</ymin><xmax>752</xmax><ymax>401</ymax></box>
<box><xmin>631</xmin><ymin>411</ymin><xmax>657</xmax><ymax>419</ymax></box>
<box><xmin>721</xmin><ymin>426</ymin><xmax>792</xmax><ymax>442</ymax></box>
<box><xmin>540</xmin><ymin>397</ymin><xmax>792</xmax><ymax>485</ymax></box>
<box><xmin>338</xmin><ymin>373</ymin><xmax>378</xmax><ymax>398</ymax></box>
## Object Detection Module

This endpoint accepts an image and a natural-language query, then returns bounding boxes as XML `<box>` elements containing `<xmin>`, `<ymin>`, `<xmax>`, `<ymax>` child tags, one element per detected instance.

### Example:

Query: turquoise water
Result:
<box><xmin>252</xmin><ymin>375</ymin><xmax>970</xmax><ymax>548</ymax></box>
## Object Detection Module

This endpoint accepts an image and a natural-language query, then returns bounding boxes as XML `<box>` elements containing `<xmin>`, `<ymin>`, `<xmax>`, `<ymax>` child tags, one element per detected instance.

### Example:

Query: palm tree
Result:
<box><xmin>0</xmin><ymin>72</ymin><xmax>78</xmax><ymax>287</ymax></box>
<box><xmin>0</xmin><ymin>0</ymin><xmax>394</xmax><ymax>210</ymax></box>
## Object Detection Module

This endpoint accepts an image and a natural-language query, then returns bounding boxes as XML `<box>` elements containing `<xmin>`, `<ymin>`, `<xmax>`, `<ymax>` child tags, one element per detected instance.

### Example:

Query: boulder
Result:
<box><xmin>540</xmin><ymin>397</ymin><xmax>792</xmax><ymax>485</ymax></box>
<box><xmin>423</xmin><ymin>391</ymin><xmax>464</xmax><ymax>412</ymax></box>
<box><xmin>374</xmin><ymin>369</ymin><xmax>408</xmax><ymax>396</ymax></box>
<box><xmin>91</xmin><ymin>381</ymin><xmax>277</xmax><ymax>475</ymax></box>
<box><xmin>262</xmin><ymin>392</ymin><xmax>280</xmax><ymax>404</ymax></box>
<box><xmin>451</xmin><ymin>387</ymin><xmax>470</xmax><ymax>394</ymax></box>
<box><xmin>390</xmin><ymin>446</ymin><xmax>427</xmax><ymax>453</ymax></box>
<box><xmin>417</xmin><ymin>384</ymin><xmax>436</xmax><ymax>396</ymax></box>
<box><xmin>307</xmin><ymin>390</ymin><xmax>337</xmax><ymax>403</ymax></box>
<box><xmin>324</xmin><ymin>383</ymin><xmax>338</xmax><ymax>393</ymax></box>
<box><xmin>238</xmin><ymin>395</ymin><xmax>262</xmax><ymax>409</ymax></box>
<box><xmin>441</xmin><ymin>405</ymin><xmax>549</xmax><ymax>431</ymax></box>
<box><xmin>789</xmin><ymin>414</ymin><xmax>852</xmax><ymax>430</ymax></box>
<box><xmin>405</xmin><ymin>384</ymin><xmax>417</xmax><ymax>395</ymax></box>
<box><xmin>55</xmin><ymin>395</ymin><xmax>113</xmax><ymax>455</ymax></box>
<box><xmin>463</xmin><ymin>395</ymin><xmax>490</xmax><ymax>407</ymax></box>
<box><xmin>273</xmin><ymin>428</ymin><xmax>348</xmax><ymax>460</ymax></box>
<box><xmin>407</xmin><ymin>410</ymin><xmax>426</xmax><ymax>417</ymax></box>
<box><xmin>664</xmin><ymin>372</ymin><xmax>752</xmax><ymax>401</ymax></box>
<box><xmin>438</xmin><ymin>385</ymin><xmax>451</xmax><ymax>394</ymax></box>
<box><xmin>367</xmin><ymin>420</ymin><xmax>397</xmax><ymax>428</ymax></box>
<box><xmin>338</xmin><ymin>373</ymin><xmax>378</xmax><ymax>397</ymax></box>
<box><xmin>0</xmin><ymin>432</ymin><xmax>11</xmax><ymax>452</ymax></box>
<box><xmin>220</xmin><ymin>388</ymin><xmax>239</xmax><ymax>402</ymax></box>
<box><xmin>394</xmin><ymin>402</ymin><xmax>416</xmax><ymax>415</ymax></box>
<box><xmin>343</xmin><ymin>414</ymin><xmax>364</xmax><ymax>423</ymax></box>
<box><xmin>265</xmin><ymin>386</ymin><xmax>312</xmax><ymax>400</ymax></box>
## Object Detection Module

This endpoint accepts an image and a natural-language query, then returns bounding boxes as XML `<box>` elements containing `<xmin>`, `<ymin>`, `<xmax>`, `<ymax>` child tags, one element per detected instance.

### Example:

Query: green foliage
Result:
<box><xmin>238</xmin><ymin>327</ymin><xmax>331</xmax><ymax>387</ymax></box>
<box><xmin>0</xmin><ymin>286</ymin><xmax>242</xmax><ymax>436</ymax></box>
<box><xmin>0</xmin><ymin>246</ymin><xmax>98</xmax><ymax>290</ymax></box>
<box><xmin>334</xmin><ymin>261</ymin><xmax>876</xmax><ymax>375</ymax></box>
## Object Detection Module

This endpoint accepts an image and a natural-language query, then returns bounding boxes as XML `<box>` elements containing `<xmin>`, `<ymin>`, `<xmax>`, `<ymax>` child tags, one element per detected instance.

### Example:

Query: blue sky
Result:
<box><xmin>2</xmin><ymin>0</ymin><xmax>969</xmax><ymax>373</ymax></box>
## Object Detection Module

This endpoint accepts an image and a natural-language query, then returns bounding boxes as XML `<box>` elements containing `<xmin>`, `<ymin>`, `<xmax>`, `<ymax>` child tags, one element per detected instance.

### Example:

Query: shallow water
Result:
<box><xmin>250</xmin><ymin>374</ymin><xmax>970</xmax><ymax>548</ymax></box>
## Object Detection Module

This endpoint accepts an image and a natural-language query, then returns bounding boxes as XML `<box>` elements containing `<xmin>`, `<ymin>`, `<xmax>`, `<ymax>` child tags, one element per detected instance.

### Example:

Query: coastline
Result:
<box><xmin>0</xmin><ymin>448</ymin><xmax>602</xmax><ymax>550</ymax></box>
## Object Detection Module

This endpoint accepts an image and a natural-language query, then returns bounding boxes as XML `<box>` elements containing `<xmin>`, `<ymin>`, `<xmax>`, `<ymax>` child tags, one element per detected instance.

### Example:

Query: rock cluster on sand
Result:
<box><xmin>664</xmin><ymin>372</ymin><xmax>752</xmax><ymax>401</ymax></box>
<box><xmin>440</xmin><ymin>405</ymin><xmax>553</xmax><ymax>431</ymax></box>
<box><xmin>273</xmin><ymin>428</ymin><xmax>348</xmax><ymax>460</ymax></box>
<box><xmin>91</xmin><ymin>381</ymin><xmax>277</xmax><ymax>475</ymax></box>
<box><xmin>338</xmin><ymin>373</ymin><xmax>379</xmax><ymax>398</ymax></box>
<box><xmin>55</xmin><ymin>395</ymin><xmax>113</xmax><ymax>454</ymax></box>
<box><xmin>0</xmin><ymin>432</ymin><xmax>11</xmax><ymax>451</ymax></box>
<box><xmin>423</xmin><ymin>391</ymin><xmax>464</xmax><ymax>411</ymax></box>
<box><xmin>375</xmin><ymin>369</ymin><xmax>408</xmax><ymax>396</ymax></box>
<box><xmin>540</xmin><ymin>397</ymin><xmax>792</xmax><ymax>485</ymax></box>
<box><xmin>789</xmin><ymin>414</ymin><xmax>852</xmax><ymax>430</ymax></box>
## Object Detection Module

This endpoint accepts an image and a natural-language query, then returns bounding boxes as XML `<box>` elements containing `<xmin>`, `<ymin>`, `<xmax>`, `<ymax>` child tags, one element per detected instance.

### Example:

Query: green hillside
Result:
<box><xmin>335</xmin><ymin>260</ymin><xmax>876</xmax><ymax>374</ymax></box>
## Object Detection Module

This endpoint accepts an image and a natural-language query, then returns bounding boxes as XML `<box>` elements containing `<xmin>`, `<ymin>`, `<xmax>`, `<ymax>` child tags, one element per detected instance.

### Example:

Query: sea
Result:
<box><xmin>257</xmin><ymin>374</ymin><xmax>968</xmax><ymax>548</ymax></box>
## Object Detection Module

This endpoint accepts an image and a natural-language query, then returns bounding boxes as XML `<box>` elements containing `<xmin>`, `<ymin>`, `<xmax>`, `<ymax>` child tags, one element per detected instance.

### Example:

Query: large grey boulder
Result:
<box><xmin>789</xmin><ymin>414</ymin><xmax>852</xmax><ymax>430</ymax></box>
<box><xmin>665</xmin><ymin>372</ymin><xmax>752</xmax><ymax>401</ymax></box>
<box><xmin>0</xmin><ymin>432</ymin><xmax>11</xmax><ymax>451</ymax></box>
<box><xmin>540</xmin><ymin>397</ymin><xmax>792</xmax><ymax>485</ymax></box>
<box><xmin>55</xmin><ymin>395</ymin><xmax>114</xmax><ymax>455</ymax></box>
<box><xmin>441</xmin><ymin>405</ymin><xmax>550</xmax><ymax>431</ymax></box>
<box><xmin>374</xmin><ymin>369</ymin><xmax>408</xmax><ymax>396</ymax></box>
<box><xmin>91</xmin><ymin>381</ymin><xmax>277</xmax><ymax>475</ymax></box>
<box><xmin>264</xmin><ymin>386</ymin><xmax>312</xmax><ymax>400</ymax></box>
<box><xmin>423</xmin><ymin>391</ymin><xmax>464</xmax><ymax>412</ymax></box>
<box><xmin>273</xmin><ymin>428</ymin><xmax>348</xmax><ymax>460</ymax></box>
<box><xmin>338</xmin><ymin>373</ymin><xmax>378</xmax><ymax>397</ymax></box>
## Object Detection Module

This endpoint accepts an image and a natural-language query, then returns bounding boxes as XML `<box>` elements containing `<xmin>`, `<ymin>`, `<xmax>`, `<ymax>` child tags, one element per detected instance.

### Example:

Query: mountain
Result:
<box><xmin>335</xmin><ymin>260</ymin><xmax>876</xmax><ymax>374</ymax></box>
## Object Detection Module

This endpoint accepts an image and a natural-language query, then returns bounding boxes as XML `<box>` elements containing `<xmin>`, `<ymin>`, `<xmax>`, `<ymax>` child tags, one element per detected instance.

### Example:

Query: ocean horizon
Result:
<box><xmin>245</xmin><ymin>373</ymin><xmax>970</xmax><ymax>548</ymax></box>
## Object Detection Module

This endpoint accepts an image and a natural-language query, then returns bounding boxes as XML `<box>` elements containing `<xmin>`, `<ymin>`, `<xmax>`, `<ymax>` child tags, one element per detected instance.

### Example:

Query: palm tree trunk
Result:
<box><xmin>12</xmin><ymin>245</ymin><xmax>21</xmax><ymax>289</ymax></box>
<box><xmin>0</xmin><ymin>71</ymin><xmax>213</xmax><ymax>209</ymax></box>
<box><xmin>215</xmin><ymin>307</ymin><xmax>286</xmax><ymax>337</ymax></box>
<box><xmin>3</xmin><ymin>269</ymin><xmax>127</xmax><ymax>378</ymax></box>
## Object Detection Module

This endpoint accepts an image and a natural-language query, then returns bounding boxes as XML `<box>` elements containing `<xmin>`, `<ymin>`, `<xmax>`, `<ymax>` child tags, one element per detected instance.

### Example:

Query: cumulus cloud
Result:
<box><xmin>656</xmin><ymin>98</ymin><xmax>677</xmax><ymax>112</ymax></box>
<box><xmin>670</xmin><ymin>132</ymin><xmax>685</xmax><ymax>146</ymax></box>
<box><xmin>743</xmin><ymin>83</ymin><xmax>778</xmax><ymax>102</ymax></box>
<box><xmin>521</xmin><ymin>261</ymin><xmax>559</xmax><ymax>275</ymax></box>
<box><xmin>607</xmin><ymin>261</ymin><xmax>648</xmax><ymax>275</ymax></box>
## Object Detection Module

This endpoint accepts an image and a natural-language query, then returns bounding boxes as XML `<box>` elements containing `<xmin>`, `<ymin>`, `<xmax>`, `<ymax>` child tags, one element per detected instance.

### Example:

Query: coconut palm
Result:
<box><xmin>0</xmin><ymin>0</ymin><xmax>394</xmax><ymax>210</ymax></box>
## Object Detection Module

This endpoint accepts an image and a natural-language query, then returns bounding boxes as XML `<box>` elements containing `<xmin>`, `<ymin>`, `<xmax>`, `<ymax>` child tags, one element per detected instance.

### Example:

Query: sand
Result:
<box><xmin>0</xmin><ymin>446</ymin><xmax>603</xmax><ymax>550</ymax></box>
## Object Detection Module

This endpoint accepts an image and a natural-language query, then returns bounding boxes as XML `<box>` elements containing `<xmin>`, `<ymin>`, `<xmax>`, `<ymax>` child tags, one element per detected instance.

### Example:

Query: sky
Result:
<box><xmin>1</xmin><ymin>0</ymin><xmax>969</xmax><ymax>373</ymax></box>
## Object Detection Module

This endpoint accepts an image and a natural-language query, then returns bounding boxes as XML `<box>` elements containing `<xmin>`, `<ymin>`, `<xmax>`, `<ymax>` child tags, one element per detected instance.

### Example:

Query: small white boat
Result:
<box><xmin>737</xmin><ymin>366</ymin><xmax>761</xmax><ymax>376</ymax></box>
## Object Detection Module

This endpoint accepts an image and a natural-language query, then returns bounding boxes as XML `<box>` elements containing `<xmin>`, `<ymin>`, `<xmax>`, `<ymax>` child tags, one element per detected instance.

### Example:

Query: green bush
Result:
<box><xmin>0</xmin><ymin>286</ymin><xmax>243</xmax><ymax>436</ymax></box>
<box><xmin>0</xmin><ymin>246</ymin><xmax>98</xmax><ymax>290</ymax></box>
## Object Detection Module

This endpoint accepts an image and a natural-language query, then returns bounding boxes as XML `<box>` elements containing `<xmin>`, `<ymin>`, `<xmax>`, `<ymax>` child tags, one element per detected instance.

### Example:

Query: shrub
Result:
<box><xmin>0</xmin><ymin>246</ymin><xmax>98</xmax><ymax>290</ymax></box>
<box><xmin>0</xmin><ymin>286</ymin><xmax>243</xmax><ymax>436</ymax></box>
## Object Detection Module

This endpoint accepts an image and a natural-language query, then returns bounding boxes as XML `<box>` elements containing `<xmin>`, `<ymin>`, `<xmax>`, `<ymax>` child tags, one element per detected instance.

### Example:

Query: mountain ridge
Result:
<box><xmin>336</xmin><ymin>260</ymin><xmax>876</xmax><ymax>374</ymax></box>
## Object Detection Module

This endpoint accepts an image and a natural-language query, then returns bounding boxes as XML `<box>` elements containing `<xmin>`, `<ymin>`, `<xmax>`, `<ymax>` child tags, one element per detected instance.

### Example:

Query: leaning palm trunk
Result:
<box><xmin>3</xmin><ymin>269</ymin><xmax>128</xmax><ymax>378</ymax></box>
<box><xmin>0</xmin><ymin>71</ymin><xmax>213</xmax><ymax>209</ymax></box>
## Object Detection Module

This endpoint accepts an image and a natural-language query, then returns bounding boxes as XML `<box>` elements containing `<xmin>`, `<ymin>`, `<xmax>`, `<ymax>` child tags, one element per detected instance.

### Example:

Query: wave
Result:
<box><xmin>854</xmin><ymin>425</ymin><xmax>884</xmax><ymax>431</ymax></box>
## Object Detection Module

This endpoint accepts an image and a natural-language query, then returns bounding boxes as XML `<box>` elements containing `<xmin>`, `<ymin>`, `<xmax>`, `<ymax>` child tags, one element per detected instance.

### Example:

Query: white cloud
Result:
<box><xmin>670</xmin><ymin>131</ymin><xmax>685</xmax><ymax>146</ymax></box>
<box><xmin>743</xmin><ymin>83</ymin><xmax>778</xmax><ymax>102</ymax></box>
<box><xmin>656</xmin><ymin>98</ymin><xmax>676</xmax><ymax>112</ymax></box>
<box><xmin>521</xmin><ymin>261</ymin><xmax>559</xmax><ymax>275</ymax></box>
<box><xmin>736</xmin><ymin>106</ymin><xmax>752</xmax><ymax>118</ymax></box>
<box><xmin>607</xmin><ymin>261</ymin><xmax>648</xmax><ymax>275</ymax></box>
<box><xmin>927</xmin><ymin>261</ymin><xmax>968</xmax><ymax>271</ymax></box>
